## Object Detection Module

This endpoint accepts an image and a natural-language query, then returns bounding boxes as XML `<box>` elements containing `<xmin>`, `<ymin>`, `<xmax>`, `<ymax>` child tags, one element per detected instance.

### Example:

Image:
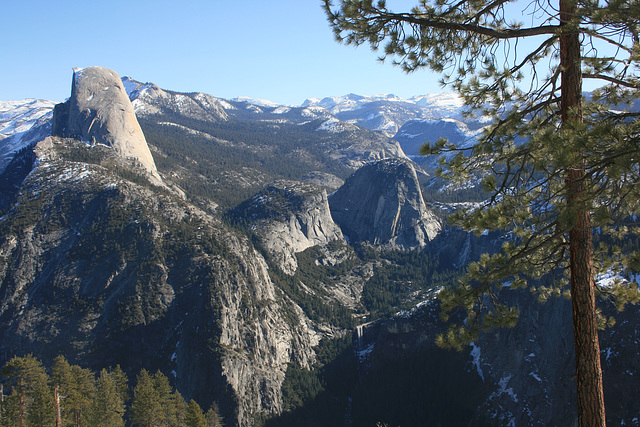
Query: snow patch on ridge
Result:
<box><xmin>597</xmin><ymin>269</ymin><xmax>639</xmax><ymax>288</ymax></box>
<box><xmin>317</xmin><ymin>118</ymin><xmax>343</xmax><ymax>133</ymax></box>
<box><xmin>0</xmin><ymin>99</ymin><xmax>56</xmax><ymax>174</ymax></box>
<box><xmin>492</xmin><ymin>375</ymin><xmax>518</xmax><ymax>403</ymax></box>
<box><xmin>0</xmin><ymin>99</ymin><xmax>55</xmax><ymax>136</ymax></box>
<box><xmin>234</xmin><ymin>96</ymin><xmax>281</xmax><ymax>108</ymax></box>
<box><xmin>470</xmin><ymin>342</ymin><xmax>485</xmax><ymax>382</ymax></box>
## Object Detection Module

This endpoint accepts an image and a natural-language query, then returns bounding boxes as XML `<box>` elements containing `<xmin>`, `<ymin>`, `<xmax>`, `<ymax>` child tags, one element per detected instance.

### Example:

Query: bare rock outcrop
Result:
<box><xmin>52</xmin><ymin>66</ymin><xmax>161</xmax><ymax>182</ymax></box>
<box><xmin>329</xmin><ymin>158</ymin><xmax>441</xmax><ymax>249</ymax></box>
<box><xmin>232</xmin><ymin>180</ymin><xmax>345</xmax><ymax>274</ymax></box>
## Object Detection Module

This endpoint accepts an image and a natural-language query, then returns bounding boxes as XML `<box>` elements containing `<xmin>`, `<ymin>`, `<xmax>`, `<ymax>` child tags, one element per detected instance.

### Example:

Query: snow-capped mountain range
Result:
<box><xmin>303</xmin><ymin>92</ymin><xmax>464</xmax><ymax>118</ymax></box>
<box><xmin>2</xmin><ymin>69</ymin><xmax>640</xmax><ymax>427</ymax></box>
<box><xmin>0</xmin><ymin>77</ymin><xmax>481</xmax><ymax>174</ymax></box>
<box><xmin>301</xmin><ymin>92</ymin><xmax>467</xmax><ymax>137</ymax></box>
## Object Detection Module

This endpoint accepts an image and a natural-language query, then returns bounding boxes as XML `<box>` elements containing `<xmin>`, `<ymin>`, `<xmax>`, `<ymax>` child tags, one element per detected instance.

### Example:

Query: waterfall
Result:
<box><xmin>355</xmin><ymin>324</ymin><xmax>364</xmax><ymax>351</ymax></box>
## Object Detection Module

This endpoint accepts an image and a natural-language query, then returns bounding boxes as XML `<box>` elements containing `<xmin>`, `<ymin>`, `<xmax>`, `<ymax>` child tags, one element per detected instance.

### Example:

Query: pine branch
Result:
<box><xmin>583</xmin><ymin>73</ymin><xmax>640</xmax><ymax>89</ymax></box>
<box><xmin>371</xmin><ymin>11</ymin><xmax>561</xmax><ymax>39</ymax></box>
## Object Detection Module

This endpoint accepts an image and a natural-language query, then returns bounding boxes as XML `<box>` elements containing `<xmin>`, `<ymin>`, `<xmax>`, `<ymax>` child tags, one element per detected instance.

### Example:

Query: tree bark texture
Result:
<box><xmin>55</xmin><ymin>384</ymin><xmax>62</xmax><ymax>427</ymax></box>
<box><xmin>560</xmin><ymin>0</ymin><xmax>606</xmax><ymax>425</ymax></box>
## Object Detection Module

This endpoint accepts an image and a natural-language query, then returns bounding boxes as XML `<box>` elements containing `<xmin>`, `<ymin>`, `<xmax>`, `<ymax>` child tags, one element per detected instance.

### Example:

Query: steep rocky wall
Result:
<box><xmin>329</xmin><ymin>158</ymin><xmax>441</xmax><ymax>249</ymax></box>
<box><xmin>232</xmin><ymin>180</ymin><xmax>345</xmax><ymax>274</ymax></box>
<box><xmin>52</xmin><ymin>66</ymin><xmax>161</xmax><ymax>182</ymax></box>
<box><xmin>209</xmin><ymin>231</ymin><xmax>321</xmax><ymax>424</ymax></box>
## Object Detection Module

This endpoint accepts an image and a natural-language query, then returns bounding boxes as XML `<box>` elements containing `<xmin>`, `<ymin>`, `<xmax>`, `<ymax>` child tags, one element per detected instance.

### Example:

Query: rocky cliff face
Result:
<box><xmin>52</xmin><ymin>67</ymin><xmax>161</xmax><ymax>183</ymax></box>
<box><xmin>0</xmin><ymin>136</ymin><xmax>322</xmax><ymax>426</ymax></box>
<box><xmin>468</xmin><ymin>291</ymin><xmax>577</xmax><ymax>425</ymax></box>
<box><xmin>232</xmin><ymin>180</ymin><xmax>345</xmax><ymax>274</ymax></box>
<box><xmin>329</xmin><ymin>158</ymin><xmax>441</xmax><ymax>249</ymax></box>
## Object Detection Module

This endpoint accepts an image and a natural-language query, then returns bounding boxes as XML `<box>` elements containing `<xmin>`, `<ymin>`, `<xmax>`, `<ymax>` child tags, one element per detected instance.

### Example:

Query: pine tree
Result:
<box><xmin>1</xmin><ymin>386</ymin><xmax>22</xmax><ymax>427</ymax></box>
<box><xmin>70</xmin><ymin>365</ymin><xmax>95</xmax><ymax>427</ymax></box>
<box><xmin>1</xmin><ymin>354</ymin><xmax>54</xmax><ymax>427</ymax></box>
<box><xmin>51</xmin><ymin>356</ymin><xmax>96</xmax><ymax>427</ymax></box>
<box><xmin>170</xmin><ymin>389</ymin><xmax>188</xmax><ymax>427</ymax></box>
<box><xmin>185</xmin><ymin>399</ymin><xmax>207</xmax><ymax>427</ymax></box>
<box><xmin>108</xmin><ymin>365</ymin><xmax>130</xmax><ymax>406</ymax></box>
<box><xmin>324</xmin><ymin>1</ymin><xmax>640</xmax><ymax>425</ymax></box>
<box><xmin>130</xmin><ymin>369</ymin><xmax>162</xmax><ymax>427</ymax></box>
<box><xmin>151</xmin><ymin>370</ymin><xmax>182</xmax><ymax>425</ymax></box>
<box><xmin>51</xmin><ymin>356</ymin><xmax>76</xmax><ymax>427</ymax></box>
<box><xmin>92</xmin><ymin>369</ymin><xmax>126</xmax><ymax>427</ymax></box>
<box><xmin>205</xmin><ymin>403</ymin><xmax>224</xmax><ymax>427</ymax></box>
<box><xmin>131</xmin><ymin>369</ymin><xmax>185</xmax><ymax>427</ymax></box>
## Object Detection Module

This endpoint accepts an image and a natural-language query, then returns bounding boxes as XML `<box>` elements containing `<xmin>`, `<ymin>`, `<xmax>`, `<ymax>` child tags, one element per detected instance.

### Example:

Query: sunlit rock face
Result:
<box><xmin>329</xmin><ymin>158</ymin><xmax>441</xmax><ymax>250</ymax></box>
<box><xmin>231</xmin><ymin>180</ymin><xmax>345</xmax><ymax>274</ymax></box>
<box><xmin>52</xmin><ymin>66</ymin><xmax>161</xmax><ymax>182</ymax></box>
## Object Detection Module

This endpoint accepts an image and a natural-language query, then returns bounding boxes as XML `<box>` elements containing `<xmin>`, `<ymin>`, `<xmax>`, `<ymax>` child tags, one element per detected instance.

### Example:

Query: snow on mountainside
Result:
<box><xmin>121</xmin><ymin>75</ymin><xmax>152</xmax><ymax>99</ymax></box>
<box><xmin>0</xmin><ymin>99</ymin><xmax>56</xmax><ymax>173</ymax></box>
<box><xmin>412</xmin><ymin>93</ymin><xmax>466</xmax><ymax>118</ymax></box>
<box><xmin>302</xmin><ymin>92</ymin><xmax>469</xmax><ymax>138</ymax></box>
<box><xmin>300</xmin><ymin>93</ymin><xmax>486</xmax><ymax>171</ymax></box>
<box><xmin>0</xmin><ymin>99</ymin><xmax>55</xmax><ymax>137</ymax></box>
<box><xmin>0</xmin><ymin>76</ymin><xmax>475</xmax><ymax>177</ymax></box>
<box><xmin>121</xmin><ymin>76</ymin><xmax>229</xmax><ymax>122</ymax></box>
<box><xmin>233</xmin><ymin>96</ymin><xmax>281</xmax><ymax>108</ymax></box>
<box><xmin>302</xmin><ymin>92</ymin><xmax>464</xmax><ymax>117</ymax></box>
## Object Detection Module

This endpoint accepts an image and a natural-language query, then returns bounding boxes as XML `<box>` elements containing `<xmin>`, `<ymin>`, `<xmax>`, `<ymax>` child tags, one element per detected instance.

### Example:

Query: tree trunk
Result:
<box><xmin>559</xmin><ymin>0</ymin><xmax>606</xmax><ymax>425</ymax></box>
<box><xmin>18</xmin><ymin>378</ymin><xmax>24</xmax><ymax>427</ymax></box>
<box><xmin>55</xmin><ymin>385</ymin><xmax>62</xmax><ymax>427</ymax></box>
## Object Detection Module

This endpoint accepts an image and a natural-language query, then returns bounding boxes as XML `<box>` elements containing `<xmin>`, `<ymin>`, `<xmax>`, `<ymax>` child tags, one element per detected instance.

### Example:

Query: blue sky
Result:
<box><xmin>2</xmin><ymin>0</ymin><xmax>441</xmax><ymax>105</ymax></box>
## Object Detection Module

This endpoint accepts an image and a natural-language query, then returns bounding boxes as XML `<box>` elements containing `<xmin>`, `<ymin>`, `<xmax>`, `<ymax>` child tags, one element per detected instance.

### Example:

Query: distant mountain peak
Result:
<box><xmin>121</xmin><ymin>76</ymin><xmax>160</xmax><ymax>99</ymax></box>
<box><xmin>298</xmin><ymin>92</ymin><xmax>467</xmax><ymax>138</ymax></box>
<box><xmin>233</xmin><ymin>96</ymin><xmax>282</xmax><ymax>108</ymax></box>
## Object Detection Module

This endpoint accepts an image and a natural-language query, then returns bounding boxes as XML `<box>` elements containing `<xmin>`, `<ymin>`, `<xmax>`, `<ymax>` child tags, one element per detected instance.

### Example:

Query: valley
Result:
<box><xmin>0</xmin><ymin>66</ymin><xmax>638</xmax><ymax>426</ymax></box>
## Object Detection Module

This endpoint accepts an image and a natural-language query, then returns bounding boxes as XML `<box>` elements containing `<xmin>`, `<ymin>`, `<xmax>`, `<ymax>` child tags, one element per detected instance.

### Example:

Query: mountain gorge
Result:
<box><xmin>0</xmin><ymin>66</ymin><xmax>639</xmax><ymax>426</ymax></box>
